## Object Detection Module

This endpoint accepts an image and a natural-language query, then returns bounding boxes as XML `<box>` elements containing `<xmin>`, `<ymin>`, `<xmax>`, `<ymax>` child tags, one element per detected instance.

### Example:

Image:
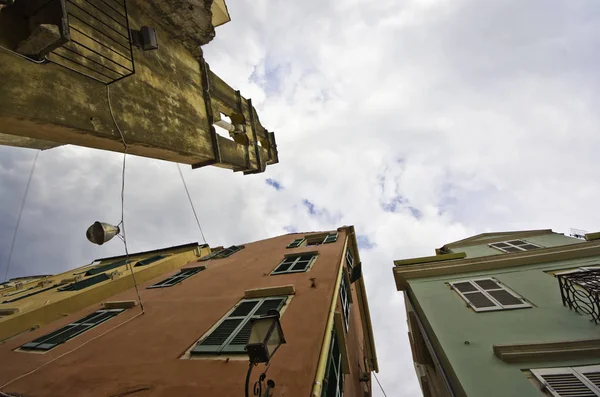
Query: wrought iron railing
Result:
<box><xmin>557</xmin><ymin>269</ymin><xmax>600</xmax><ymax>324</ymax></box>
<box><xmin>48</xmin><ymin>0</ymin><xmax>134</xmax><ymax>84</ymax></box>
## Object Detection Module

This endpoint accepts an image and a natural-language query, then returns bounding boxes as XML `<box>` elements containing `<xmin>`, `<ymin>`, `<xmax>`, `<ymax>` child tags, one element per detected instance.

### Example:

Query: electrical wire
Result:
<box><xmin>176</xmin><ymin>164</ymin><xmax>207</xmax><ymax>245</ymax></box>
<box><xmin>106</xmin><ymin>84</ymin><xmax>144</xmax><ymax>312</ymax></box>
<box><xmin>3</xmin><ymin>151</ymin><xmax>39</xmax><ymax>283</ymax></box>
<box><xmin>373</xmin><ymin>372</ymin><xmax>389</xmax><ymax>397</ymax></box>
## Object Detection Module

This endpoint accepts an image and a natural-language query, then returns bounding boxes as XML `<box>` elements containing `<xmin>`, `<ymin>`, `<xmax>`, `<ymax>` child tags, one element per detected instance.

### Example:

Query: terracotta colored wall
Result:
<box><xmin>0</xmin><ymin>230</ymin><xmax>372</xmax><ymax>397</ymax></box>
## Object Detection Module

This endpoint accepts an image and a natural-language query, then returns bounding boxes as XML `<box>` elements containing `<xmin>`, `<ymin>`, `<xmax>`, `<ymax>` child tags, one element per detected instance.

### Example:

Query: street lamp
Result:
<box><xmin>244</xmin><ymin>309</ymin><xmax>286</xmax><ymax>397</ymax></box>
<box><xmin>86</xmin><ymin>221</ymin><xmax>120</xmax><ymax>245</ymax></box>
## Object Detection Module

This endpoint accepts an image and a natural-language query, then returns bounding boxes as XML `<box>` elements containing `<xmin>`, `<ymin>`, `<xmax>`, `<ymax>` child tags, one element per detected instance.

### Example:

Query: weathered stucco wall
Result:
<box><xmin>0</xmin><ymin>0</ymin><xmax>277</xmax><ymax>173</ymax></box>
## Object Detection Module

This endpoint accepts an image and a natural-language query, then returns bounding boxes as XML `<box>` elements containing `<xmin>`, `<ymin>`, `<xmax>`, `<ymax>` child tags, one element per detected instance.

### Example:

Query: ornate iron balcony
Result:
<box><xmin>557</xmin><ymin>269</ymin><xmax>600</xmax><ymax>324</ymax></box>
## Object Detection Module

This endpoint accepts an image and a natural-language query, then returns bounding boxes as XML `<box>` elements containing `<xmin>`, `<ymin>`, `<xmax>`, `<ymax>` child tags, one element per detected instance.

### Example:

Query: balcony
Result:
<box><xmin>557</xmin><ymin>269</ymin><xmax>600</xmax><ymax>324</ymax></box>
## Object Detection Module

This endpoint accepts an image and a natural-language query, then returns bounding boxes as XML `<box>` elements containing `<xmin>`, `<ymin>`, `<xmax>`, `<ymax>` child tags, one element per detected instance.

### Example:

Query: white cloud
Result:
<box><xmin>3</xmin><ymin>0</ymin><xmax>600</xmax><ymax>395</ymax></box>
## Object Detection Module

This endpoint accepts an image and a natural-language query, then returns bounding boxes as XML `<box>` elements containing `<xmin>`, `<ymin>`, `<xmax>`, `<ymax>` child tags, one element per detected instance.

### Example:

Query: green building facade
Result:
<box><xmin>393</xmin><ymin>229</ymin><xmax>600</xmax><ymax>397</ymax></box>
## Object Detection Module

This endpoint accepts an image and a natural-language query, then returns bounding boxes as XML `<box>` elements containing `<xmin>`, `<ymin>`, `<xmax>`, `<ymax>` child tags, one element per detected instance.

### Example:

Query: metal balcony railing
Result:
<box><xmin>557</xmin><ymin>269</ymin><xmax>600</xmax><ymax>324</ymax></box>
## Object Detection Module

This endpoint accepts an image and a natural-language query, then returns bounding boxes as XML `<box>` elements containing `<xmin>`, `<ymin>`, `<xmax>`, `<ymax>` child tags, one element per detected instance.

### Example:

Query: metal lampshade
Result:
<box><xmin>245</xmin><ymin>310</ymin><xmax>286</xmax><ymax>363</ymax></box>
<box><xmin>86</xmin><ymin>222</ymin><xmax>120</xmax><ymax>245</ymax></box>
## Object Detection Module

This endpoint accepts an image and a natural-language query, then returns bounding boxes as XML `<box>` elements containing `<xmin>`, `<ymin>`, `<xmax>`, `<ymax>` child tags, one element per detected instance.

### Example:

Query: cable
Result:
<box><xmin>3</xmin><ymin>151</ymin><xmax>39</xmax><ymax>282</ymax></box>
<box><xmin>373</xmin><ymin>372</ymin><xmax>389</xmax><ymax>397</ymax></box>
<box><xmin>0</xmin><ymin>311</ymin><xmax>144</xmax><ymax>391</ymax></box>
<box><xmin>107</xmin><ymin>84</ymin><xmax>144</xmax><ymax>312</ymax></box>
<box><xmin>176</xmin><ymin>164</ymin><xmax>207</xmax><ymax>245</ymax></box>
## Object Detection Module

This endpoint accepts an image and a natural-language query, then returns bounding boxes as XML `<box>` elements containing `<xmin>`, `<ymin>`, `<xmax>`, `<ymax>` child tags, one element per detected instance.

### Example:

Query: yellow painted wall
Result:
<box><xmin>0</xmin><ymin>245</ymin><xmax>209</xmax><ymax>341</ymax></box>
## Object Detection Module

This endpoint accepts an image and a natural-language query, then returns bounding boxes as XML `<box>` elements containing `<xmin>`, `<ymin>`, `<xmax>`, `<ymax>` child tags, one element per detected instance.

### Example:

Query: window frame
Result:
<box><xmin>531</xmin><ymin>365</ymin><xmax>600</xmax><ymax>397</ymax></box>
<box><xmin>198</xmin><ymin>245</ymin><xmax>244</xmax><ymax>261</ymax></box>
<box><xmin>286</xmin><ymin>238</ymin><xmax>305</xmax><ymax>248</ymax></box>
<box><xmin>271</xmin><ymin>253</ymin><xmax>318</xmax><ymax>275</ymax></box>
<box><xmin>20</xmin><ymin>309</ymin><xmax>124</xmax><ymax>352</ymax></box>
<box><xmin>323</xmin><ymin>326</ymin><xmax>344</xmax><ymax>397</ymax></box>
<box><xmin>190</xmin><ymin>296</ymin><xmax>288</xmax><ymax>355</ymax></box>
<box><xmin>340</xmin><ymin>275</ymin><xmax>351</xmax><ymax>332</ymax></box>
<box><xmin>449</xmin><ymin>277</ymin><xmax>531</xmax><ymax>312</ymax></box>
<box><xmin>146</xmin><ymin>266</ymin><xmax>205</xmax><ymax>289</ymax></box>
<box><xmin>345</xmin><ymin>250</ymin><xmax>354</xmax><ymax>273</ymax></box>
<box><xmin>489</xmin><ymin>240</ymin><xmax>543</xmax><ymax>253</ymax></box>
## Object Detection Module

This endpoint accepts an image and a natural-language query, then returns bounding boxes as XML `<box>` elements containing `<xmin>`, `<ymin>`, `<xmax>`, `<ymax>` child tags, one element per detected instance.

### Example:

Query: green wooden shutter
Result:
<box><xmin>192</xmin><ymin>297</ymin><xmax>286</xmax><ymax>355</ymax></box>
<box><xmin>21</xmin><ymin>309</ymin><xmax>123</xmax><ymax>351</ymax></box>
<box><xmin>59</xmin><ymin>273</ymin><xmax>110</xmax><ymax>291</ymax></box>
<box><xmin>146</xmin><ymin>267</ymin><xmax>205</xmax><ymax>289</ymax></box>
<box><xmin>323</xmin><ymin>233</ymin><xmax>338</xmax><ymax>244</ymax></box>
<box><xmin>287</xmin><ymin>238</ymin><xmax>305</xmax><ymax>248</ymax></box>
<box><xmin>85</xmin><ymin>259</ymin><xmax>130</xmax><ymax>276</ymax></box>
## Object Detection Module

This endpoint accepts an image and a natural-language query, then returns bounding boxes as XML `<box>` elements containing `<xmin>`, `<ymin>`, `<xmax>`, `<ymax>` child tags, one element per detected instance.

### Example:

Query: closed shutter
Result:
<box><xmin>449</xmin><ymin>278</ymin><xmax>530</xmax><ymax>312</ymax></box>
<box><xmin>85</xmin><ymin>259</ymin><xmax>130</xmax><ymax>276</ymax></box>
<box><xmin>135</xmin><ymin>255</ymin><xmax>166</xmax><ymax>267</ymax></box>
<box><xmin>192</xmin><ymin>297</ymin><xmax>287</xmax><ymax>355</ymax></box>
<box><xmin>146</xmin><ymin>267</ymin><xmax>204</xmax><ymax>289</ymax></box>
<box><xmin>21</xmin><ymin>309</ymin><xmax>124</xmax><ymax>351</ymax></box>
<box><xmin>323</xmin><ymin>233</ymin><xmax>338</xmax><ymax>244</ymax></box>
<box><xmin>532</xmin><ymin>367</ymin><xmax>600</xmax><ymax>397</ymax></box>
<box><xmin>59</xmin><ymin>273</ymin><xmax>110</xmax><ymax>291</ymax></box>
<box><xmin>579</xmin><ymin>366</ymin><xmax>600</xmax><ymax>394</ymax></box>
<box><xmin>287</xmin><ymin>238</ymin><xmax>305</xmax><ymax>248</ymax></box>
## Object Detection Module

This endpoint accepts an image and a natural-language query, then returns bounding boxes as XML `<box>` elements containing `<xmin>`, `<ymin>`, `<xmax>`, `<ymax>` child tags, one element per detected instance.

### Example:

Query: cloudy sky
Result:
<box><xmin>2</xmin><ymin>0</ymin><xmax>600</xmax><ymax>395</ymax></box>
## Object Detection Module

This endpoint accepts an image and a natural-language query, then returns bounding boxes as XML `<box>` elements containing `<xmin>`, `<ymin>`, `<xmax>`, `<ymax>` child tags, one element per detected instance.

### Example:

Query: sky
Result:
<box><xmin>2</xmin><ymin>0</ymin><xmax>600</xmax><ymax>395</ymax></box>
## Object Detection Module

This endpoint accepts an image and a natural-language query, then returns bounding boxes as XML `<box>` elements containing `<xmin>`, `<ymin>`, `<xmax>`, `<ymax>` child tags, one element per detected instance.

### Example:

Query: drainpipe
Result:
<box><xmin>311</xmin><ymin>236</ymin><xmax>347</xmax><ymax>397</ymax></box>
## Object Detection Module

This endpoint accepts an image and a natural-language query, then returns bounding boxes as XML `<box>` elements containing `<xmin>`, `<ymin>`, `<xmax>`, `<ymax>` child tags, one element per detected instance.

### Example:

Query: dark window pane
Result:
<box><xmin>300</xmin><ymin>254</ymin><xmax>315</xmax><ymax>261</ymax></box>
<box><xmin>464</xmin><ymin>292</ymin><xmax>496</xmax><ymax>308</ymax></box>
<box><xmin>200</xmin><ymin>319</ymin><xmax>243</xmax><ymax>346</ymax></box>
<box><xmin>453</xmin><ymin>282</ymin><xmax>477</xmax><ymax>293</ymax></box>
<box><xmin>255</xmin><ymin>299</ymin><xmax>284</xmax><ymax>316</ymax></box>
<box><xmin>230</xmin><ymin>301</ymin><xmax>258</xmax><ymax>317</ymax></box>
<box><xmin>273</xmin><ymin>261</ymin><xmax>293</xmax><ymax>273</ymax></box>
<box><xmin>492</xmin><ymin>243</ymin><xmax>509</xmax><ymax>248</ymax></box>
<box><xmin>520</xmin><ymin>244</ymin><xmax>539</xmax><ymax>250</ymax></box>
<box><xmin>503</xmin><ymin>247</ymin><xmax>522</xmax><ymax>253</ymax></box>
<box><xmin>291</xmin><ymin>261</ymin><xmax>310</xmax><ymax>271</ymax></box>
<box><xmin>488</xmin><ymin>290</ymin><xmax>523</xmax><ymax>306</ymax></box>
<box><xmin>474</xmin><ymin>279</ymin><xmax>501</xmax><ymax>290</ymax></box>
<box><xmin>507</xmin><ymin>240</ymin><xmax>525</xmax><ymax>245</ymax></box>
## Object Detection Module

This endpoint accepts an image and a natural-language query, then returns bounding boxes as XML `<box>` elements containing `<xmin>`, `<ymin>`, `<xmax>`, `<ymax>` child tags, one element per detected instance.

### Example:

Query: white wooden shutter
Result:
<box><xmin>579</xmin><ymin>366</ymin><xmax>600</xmax><ymax>395</ymax></box>
<box><xmin>532</xmin><ymin>367</ymin><xmax>600</xmax><ymax>397</ymax></box>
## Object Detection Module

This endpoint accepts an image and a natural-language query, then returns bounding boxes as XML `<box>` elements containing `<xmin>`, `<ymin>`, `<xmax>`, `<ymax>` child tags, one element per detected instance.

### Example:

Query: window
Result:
<box><xmin>147</xmin><ymin>267</ymin><xmax>205</xmax><ymax>289</ymax></box>
<box><xmin>58</xmin><ymin>273</ymin><xmax>110</xmax><ymax>292</ymax></box>
<box><xmin>287</xmin><ymin>238</ymin><xmax>305</xmax><ymax>248</ymax></box>
<box><xmin>21</xmin><ymin>309</ymin><xmax>124</xmax><ymax>351</ymax></box>
<box><xmin>450</xmin><ymin>278</ymin><xmax>531</xmax><ymax>312</ymax></box>
<box><xmin>489</xmin><ymin>240</ymin><xmax>542</xmax><ymax>253</ymax></box>
<box><xmin>340</xmin><ymin>276</ymin><xmax>351</xmax><ymax>331</ymax></box>
<box><xmin>191</xmin><ymin>296</ymin><xmax>287</xmax><ymax>355</ymax></box>
<box><xmin>199</xmin><ymin>245</ymin><xmax>243</xmax><ymax>261</ymax></box>
<box><xmin>306</xmin><ymin>233</ymin><xmax>339</xmax><ymax>246</ymax></box>
<box><xmin>323</xmin><ymin>328</ymin><xmax>344</xmax><ymax>397</ymax></box>
<box><xmin>271</xmin><ymin>254</ymin><xmax>317</xmax><ymax>275</ymax></box>
<box><xmin>84</xmin><ymin>259</ymin><xmax>131</xmax><ymax>276</ymax></box>
<box><xmin>532</xmin><ymin>365</ymin><xmax>600</xmax><ymax>396</ymax></box>
<box><xmin>2</xmin><ymin>284</ymin><xmax>57</xmax><ymax>303</ymax></box>
<box><xmin>345</xmin><ymin>250</ymin><xmax>354</xmax><ymax>272</ymax></box>
<box><xmin>135</xmin><ymin>255</ymin><xmax>167</xmax><ymax>267</ymax></box>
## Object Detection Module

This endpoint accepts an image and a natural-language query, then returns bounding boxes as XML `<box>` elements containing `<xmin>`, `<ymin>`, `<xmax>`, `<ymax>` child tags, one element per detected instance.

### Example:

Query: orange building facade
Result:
<box><xmin>0</xmin><ymin>226</ymin><xmax>378</xmax><ymax>397</ymax></box>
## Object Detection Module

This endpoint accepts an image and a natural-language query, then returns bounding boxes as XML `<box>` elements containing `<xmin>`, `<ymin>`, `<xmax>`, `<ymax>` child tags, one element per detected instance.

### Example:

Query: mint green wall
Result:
<box><xmin>409</xmin><ymin>255</ymin><xmax>600</xmax><ymax>397</ymax></box>
<box><xmin>454</xmin><ymin>233</ymin><xmax>583</xmax><ymax>259</ymax></box>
